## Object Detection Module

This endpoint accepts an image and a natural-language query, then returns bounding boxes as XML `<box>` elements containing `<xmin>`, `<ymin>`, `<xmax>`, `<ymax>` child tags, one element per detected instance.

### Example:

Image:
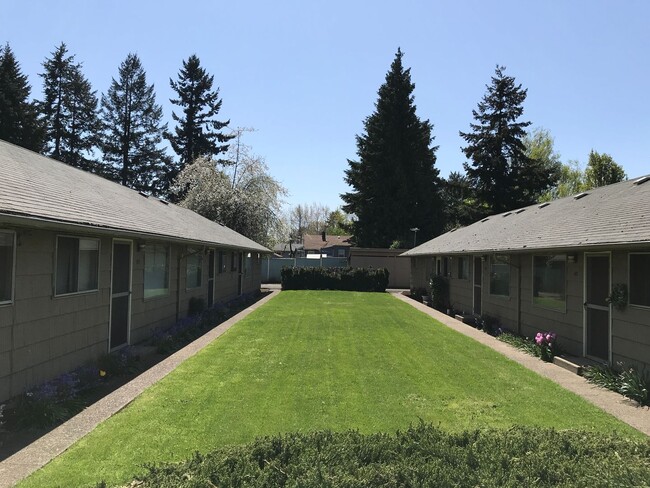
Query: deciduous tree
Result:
<box><xmin>174</xmin><ymin>143</ymin><xmax>287</xmax><ymax>248</ymax></box>
<box><xmin>585</xmin><ymin>150</ymin><xmax>626</xmax><ymax>188</ymax></box>
<box><xmin>342</xmin><ymin>49</ymin><xmax>443</xmax><ymax>248</ymax></box>
<box><xmin>99</xmin><ymin>53</ymin><xmax>171</xmax><ymax>194</ymax></box>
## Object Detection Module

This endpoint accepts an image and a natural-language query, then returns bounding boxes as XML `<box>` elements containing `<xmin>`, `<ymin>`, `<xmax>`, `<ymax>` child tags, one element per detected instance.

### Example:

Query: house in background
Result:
<box><xmin>402</xmin><ymin>176</ymin><xmax>650</xmax><ymax>373</ymax></box>
<box><xmin>0</xmin><ymin>140</ymin><xmax>270</xmax><ymax>402</ymax></box>
<box><xmin>302</xmin><ymin>233</ymin><xmax>352</xmax><ymax>258</ymax></box>
<box><xmin>273</xmin><ymin>241</ymin><xmax>304</xmax><ymax>258</ymax></box>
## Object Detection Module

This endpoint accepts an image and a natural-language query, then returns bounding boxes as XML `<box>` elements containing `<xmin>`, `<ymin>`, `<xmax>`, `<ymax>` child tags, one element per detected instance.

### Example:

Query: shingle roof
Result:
<box><xmin>402</xmin><ymin>176</ymin><xmax>650</xmax><ymax>257</ymax></box>
<box><xmin>302</xmin><ymin>234</ymin><xmax>352</xmax><ymax>251</ymax></box>
<box><xmin>0</xmin><ymin>140</ymin><xmax>270</xmax><ymax>253</ymax></box>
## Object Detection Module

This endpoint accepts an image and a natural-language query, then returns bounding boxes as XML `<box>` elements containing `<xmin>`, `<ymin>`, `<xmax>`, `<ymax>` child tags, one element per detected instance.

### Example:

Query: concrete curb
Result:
<box><xmin>0</xmin><ymin>290</ymin><xmax>280</xmax><ymax>488</ymax></box>
<box><xmin>391</xmin><ymin>292</ymin><xmax>650</xmax><ymax>437</ymax></box>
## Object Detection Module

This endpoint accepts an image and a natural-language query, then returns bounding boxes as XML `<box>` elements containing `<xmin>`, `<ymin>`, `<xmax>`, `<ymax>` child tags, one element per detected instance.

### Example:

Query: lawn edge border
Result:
<box><xmin>0</xmin><ymin>290</ymin><xmax>281</xmax><ymax>488</ymax></box>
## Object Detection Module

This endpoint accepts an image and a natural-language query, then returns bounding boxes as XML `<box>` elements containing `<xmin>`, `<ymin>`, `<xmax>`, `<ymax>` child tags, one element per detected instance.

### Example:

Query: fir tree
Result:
<box><xmin>341</xmin><ymin>49</ymin><xmax>443</xmax><ymax>248</ymax></box>
<box><xmin>39</xmin><ymin>43</ymin><xmax>100</xmax><ymax>170</ymax></box>
<box><xmin>460</xmin><ymin>66</ymin><xmax>556</xmax><ymax>216</ymax></box>
<box><xmin>165</xmin><ymin>54</ymin><xmax>233</xmax><ymax>184</ymax></box>
<box><xmin>99</xmin><ymin>53</ymin><xmax>171</xmax><ymax>195</ymax></box>
<box><xmin>0</xmin><ymin>43</ymin><xmax>43</xmax><ymax>150</ymax></box>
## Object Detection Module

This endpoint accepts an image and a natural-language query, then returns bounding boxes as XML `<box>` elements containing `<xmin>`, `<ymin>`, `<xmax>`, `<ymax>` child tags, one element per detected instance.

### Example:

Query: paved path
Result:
<box><xmin>2</xmin><ymin>289</ymin><xmax>648</xmax><ymax>487</ymax></box>
<box><xmin>391</xmin><ymin>292</ymin><xmax>650</xmax><ymax>437</ymax></box>
<box><xmin>0</xmin><ymin>290</ymin><xmax>280</xmax><ymax>488</ymax></box>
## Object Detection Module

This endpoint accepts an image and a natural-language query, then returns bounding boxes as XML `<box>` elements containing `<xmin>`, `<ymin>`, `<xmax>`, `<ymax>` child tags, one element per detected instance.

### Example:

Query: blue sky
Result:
<box><xmin>3</xmin><ymin>0</ymin><xmax>649</xmax><ymax>211</ymax></box>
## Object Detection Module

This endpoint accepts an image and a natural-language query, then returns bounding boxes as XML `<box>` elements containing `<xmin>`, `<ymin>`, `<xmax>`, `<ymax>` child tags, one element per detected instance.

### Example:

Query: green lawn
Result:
<box><xmin>21</xmin><ymin>291</ymin><xmax>642</xmax><ymax>487</ymax></box>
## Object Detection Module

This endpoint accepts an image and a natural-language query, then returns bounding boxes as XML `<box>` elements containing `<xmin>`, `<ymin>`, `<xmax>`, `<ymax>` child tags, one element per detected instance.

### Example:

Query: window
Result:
<box><xmin>630</xmin><ymin>253</ymin><xmax>650</xmax><ymax>307</ymax></box>
<box><xmin>56</xmin><ymin>236</ymin><xmax>99</xmax><ymax>295</ymax></box>
<box><xmin>218</xmin><ymin>251</ymin><xmax>225</xmax><ymax>274</ymax></box>
<box><xmin>457</xmin><ymin>256</ymin><xmax>469</xmax><ymax>280</ymax></box>
<box><xmin>442</xmin><ymin>257</ymin><xmax>450</xmax><ymax>277</ymax></box>
<box><xmin>0</xmin><ymin>231</ymin><xmax>15</xmax><ymax>303</ymax></box>
<box><xmin>144</xmin><ymin>244</ymin><xmax>169</xmax><ymax>298</ymax></box>
<box><xmin>231</xmin><ymin>252</ymin><xmax>238</xmax><ymax>271</ymax></box>
<box><xmin>186</xmin><ymin>251</ymin><xmax>202</xmax><ymax>289</ymax></box>
<box><xmin>533</xmin><ymin>255</ymin><xmax>566</xmax><ymax>311</ymax></box>
<box><xmin>489</xmin><ymin>255</ymin><xmax>510</xmax><ymax>297</ymax></box>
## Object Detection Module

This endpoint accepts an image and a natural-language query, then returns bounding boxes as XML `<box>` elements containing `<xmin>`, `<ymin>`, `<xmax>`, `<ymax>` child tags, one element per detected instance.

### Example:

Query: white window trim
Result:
<box><xmin>144</xmin><ymin>244</ymin><xmax>171</xmax><ymax>300</ymax></box>
<box><xmin>0</xmin><ymin>230</ymin><xmax>16</xmax><ymax>306</ymax></box>
<box><xmin>54</xmin><ymin>235</ymin><xmax>101</xmax><ymax>297</ymax></box>
<box><xmin>531</xmin><ymin>254</ymin><xmax>567</xmax><ymax>313</ymax></box>
<box><xmin>628</xmin><ymin>252</ymin><xmax>650</xmax><ymax>309</ymax></box>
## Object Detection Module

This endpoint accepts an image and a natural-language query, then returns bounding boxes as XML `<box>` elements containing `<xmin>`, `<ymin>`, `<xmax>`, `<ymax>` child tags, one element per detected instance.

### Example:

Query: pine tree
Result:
<box><xmin>99</xmin><ymin>53</ymin><xmax>171</xmax><ymax>195</ymax></box>
<box><xmin>39</xmin><ymin>43</ymin><xmax>100</xmax><ymax>170</ymax></box>
<box><xmin>0</xmin><ymin>43</ymin><xmax>43</xmax><ymax>150</ymax></box>
<box><xmin>341</xmin><ymin>49</ymin><xmax>442</xmax><ymax>248</ymax></box>
<box><xmin>165</xmin><ymin>55</ymin><xmax>233</xmax><ymax>182</ymax></box>
<box><xmin>460</xmin><ymin>66</ymin><xmax>555</xmax><ymax>216</ymax></box>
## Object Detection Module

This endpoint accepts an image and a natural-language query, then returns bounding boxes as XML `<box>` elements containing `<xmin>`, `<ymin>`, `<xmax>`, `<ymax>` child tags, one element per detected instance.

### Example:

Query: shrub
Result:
<box><xmin>409</xmin><ymin>286</ymin><xmax>428</xmax><ymax>301</ymax></box>
<box><xmin>584</xmin><ymin>363</ymin><xmax>649</xmax><ymax>406</ymax></box>
<box><xmin>281</xmin><ymin>267</ymin><xmax>389</xmax><ymax>292</ymax></box>
<box><xmin>428</xmin><ymin>275</ymin><xmax>449</xmax><ymax>311</ymax></box>
<box><xmin>110</xmin><ymin>424</ymin><xmax>650</xmax><ymax>488</ymax></box>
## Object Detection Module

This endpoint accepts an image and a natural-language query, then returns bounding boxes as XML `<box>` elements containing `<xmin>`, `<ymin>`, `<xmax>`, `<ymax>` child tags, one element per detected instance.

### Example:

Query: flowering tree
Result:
<box><xmin>173</xmin><ymin>150</ymin><xmax>287</xmax><ymax>248</ymax></box>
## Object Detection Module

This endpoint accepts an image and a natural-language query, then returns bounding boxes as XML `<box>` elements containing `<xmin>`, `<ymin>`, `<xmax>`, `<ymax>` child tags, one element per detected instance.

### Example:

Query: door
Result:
<box><xmin>473</xmin><ymin>256</ymin><xmax>482</xmax><ymax>315</ymax></box>
<box><xmin>207</xmin><ymin>250</ymin><xmax>215</xmax><ymax>308</ymax></box>
<box><xmin>110</xmin><ymin>240</ymin><xmax>132</xmax><ymax>350</ymax></box>
<box><xmin>584</xmin><ymin>253</ymin><xmax>610</xmax><ymax>361</ymax></box>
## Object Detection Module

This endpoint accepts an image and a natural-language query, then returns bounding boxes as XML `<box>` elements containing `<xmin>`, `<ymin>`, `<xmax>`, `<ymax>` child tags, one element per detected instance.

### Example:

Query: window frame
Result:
<box><xmin>457</xmin><ymin>256</ymin><xmax>469</xmax><ymax>280</ymax></box>
<box><xmin>185</xmin><ymin>249</ymin><xmax>203</xmax><ymax>290</ymax></box>
<box><xmin>143</xmin><ymin>243</ymin><xmax>170</xmax><ymax>300</ymax></box>
<box><xmin>532</xmin><ymin>254</ymin><xmax>567</xmax><ymax>313</ymax></box>
<box><xmin>489</xmin><ymin>254</ymin><xmax>510</xmax><ymax>297</ymax></box>
<box><xmin>0</xmin><ymin>230</ymin><xmax>16</xmax><ymax>305</ymax></box>
<box><xmin>55</xmin><ymin>235</ymin><xmax>100</xmax><ymax>297</ymax></box>
<box><xmin>629</xmin><ymin>252</ymin><xmax>650</xmax><ymax>309</ymax></box>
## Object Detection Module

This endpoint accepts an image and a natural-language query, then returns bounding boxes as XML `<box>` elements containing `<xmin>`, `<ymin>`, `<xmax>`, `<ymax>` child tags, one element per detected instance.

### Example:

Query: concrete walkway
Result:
<box><xmin>1</xmin><ymin>289</ymin><xmax>648</xmax><ymax>487</ymax></box>
<box><xmin>391</xmin><ymin>292</ymin><xmax>650</xmax><ymax>437</ymax></box>
<box><xmin>0</xmin><ymin>290</ymin><xmax>280</xmax><ymax>488</ymax></box>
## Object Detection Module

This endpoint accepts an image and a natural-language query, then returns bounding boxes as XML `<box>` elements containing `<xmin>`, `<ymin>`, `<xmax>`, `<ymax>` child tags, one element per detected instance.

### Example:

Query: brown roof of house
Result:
<box><xmin>0</xmin><ymin>140</ymin><xmax>270</xmax><ymax>253</ymax></box>
<box><xmin>302</xmin><ymin>234</ymin><xmax>352</xmax><ymax>251</ymax></box>
<box><xmin>402</xmin><ymin>176</ymin><xmax>650</xmax><ymax>257</ymax></box>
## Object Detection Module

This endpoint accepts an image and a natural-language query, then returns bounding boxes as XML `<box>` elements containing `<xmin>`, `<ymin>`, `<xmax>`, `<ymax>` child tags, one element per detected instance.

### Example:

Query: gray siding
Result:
<box><xmin>419</xmin><ymin>249</ymin><xmax>649</xmax><ymax>374</ymax></box>
<box><xmin>0</xmin><ymin>227</ymin><xmax>262</xmax><ymax>402</ymax></box>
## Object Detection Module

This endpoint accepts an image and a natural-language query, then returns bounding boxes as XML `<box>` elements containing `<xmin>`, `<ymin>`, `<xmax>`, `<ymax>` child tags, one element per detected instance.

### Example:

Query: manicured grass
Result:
<box><xmin>21</xmin><ymin>291</ymin><xmax>643</xmax><ymax>487</ymax></box>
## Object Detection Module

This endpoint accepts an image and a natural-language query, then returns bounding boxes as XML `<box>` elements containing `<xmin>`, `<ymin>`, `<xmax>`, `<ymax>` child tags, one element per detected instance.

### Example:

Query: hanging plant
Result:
<box><xmin>606</xmin><ymin>283</ymin><xmax>628</xmax><ymax>311</ymax></box>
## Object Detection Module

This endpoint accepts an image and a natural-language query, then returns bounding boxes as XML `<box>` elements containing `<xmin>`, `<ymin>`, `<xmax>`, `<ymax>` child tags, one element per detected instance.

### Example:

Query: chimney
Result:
<box><xmin>321</xmin><ymin>231</ymin><xmax>326</xmax><ymax>242</ymax></box>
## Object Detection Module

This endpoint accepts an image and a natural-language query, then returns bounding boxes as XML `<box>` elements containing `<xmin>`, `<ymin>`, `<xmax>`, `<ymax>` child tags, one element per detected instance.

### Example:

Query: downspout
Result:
<box><xmin>516</xmin><ymin>255</ymin><xmax>522</xmax><ymax>335</ymax></box>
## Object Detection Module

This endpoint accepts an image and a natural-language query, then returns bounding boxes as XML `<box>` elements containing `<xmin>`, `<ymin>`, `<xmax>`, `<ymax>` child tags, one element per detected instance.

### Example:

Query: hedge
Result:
<box><xmin>104</xmin><ymin>424</ymin><xmax>650</xmax><ymax>488</ymax></box>
<box><xmin>280</xmin><ymin>267</ymin><xmax>389</xmax><ymax>292</ymax></box>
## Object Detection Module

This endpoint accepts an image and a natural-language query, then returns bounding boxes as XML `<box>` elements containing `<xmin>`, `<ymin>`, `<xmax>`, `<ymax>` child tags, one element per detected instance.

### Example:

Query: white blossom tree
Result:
<box><xmin>173</xmin><ymin>149</ymin><xmax>287</xmax><ymax>248</ymax></box>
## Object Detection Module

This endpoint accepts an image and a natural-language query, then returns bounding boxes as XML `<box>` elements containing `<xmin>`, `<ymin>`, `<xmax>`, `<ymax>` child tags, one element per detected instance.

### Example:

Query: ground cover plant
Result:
<box><xmin>583</xmin><ymin>363</ymin><xmax>649</xmax><ymax>407</ymax></box>
<box><xmin>110</xmin><ymin>424</ymin><xmax>650</xmax><ymax>488</ymax></box>
<box><xmin>21</xmin><ymin>291</ymin><xmax>644</xmax><ymax>487</ymax></box>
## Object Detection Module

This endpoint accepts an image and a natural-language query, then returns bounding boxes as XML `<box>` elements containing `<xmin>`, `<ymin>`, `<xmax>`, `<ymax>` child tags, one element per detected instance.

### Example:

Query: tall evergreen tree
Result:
<box><xmin>166</xmin><ymin>54</ymin><xmax>233</xmax><ymax>183</ymax></box>
<box><xmin>39</xmin><ymin>43</ymin><xmax>100</xmax><ymax>170</ymax></box>
<box><xmin>99</xmin><ymin>53</ymin><xmax>171</xmax><ymax>195</ymax></box>
<box><xmin>341</xmin><ymin>49</ymin><xmax>443</xmax><ymax>248</ymax></box>
<box><xmin>0</xmin><ymin>43</ymin><xmax>43</xmax><ymax>150</ymax></box>
<box><xmin>460</xmin><ymin>66</ymin><xmax>556</xmax><ymax>216</ymax></box>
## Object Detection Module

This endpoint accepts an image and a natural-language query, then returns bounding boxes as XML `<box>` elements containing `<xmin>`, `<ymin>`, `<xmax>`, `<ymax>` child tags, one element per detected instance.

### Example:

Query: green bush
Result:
<box><xmin>281</xmin><ymin>267</ymin><xmax>389</xmax><ymax>292</ymax></box>
<box><xmin>428</xmin><ymin>275</ymin><xmax>449</xmax><ymax>311</ymax></box>
<box><xmin>108</xmin><ymin>424</ymin><xmax>650</xmax><ymax>488</ymax></box>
